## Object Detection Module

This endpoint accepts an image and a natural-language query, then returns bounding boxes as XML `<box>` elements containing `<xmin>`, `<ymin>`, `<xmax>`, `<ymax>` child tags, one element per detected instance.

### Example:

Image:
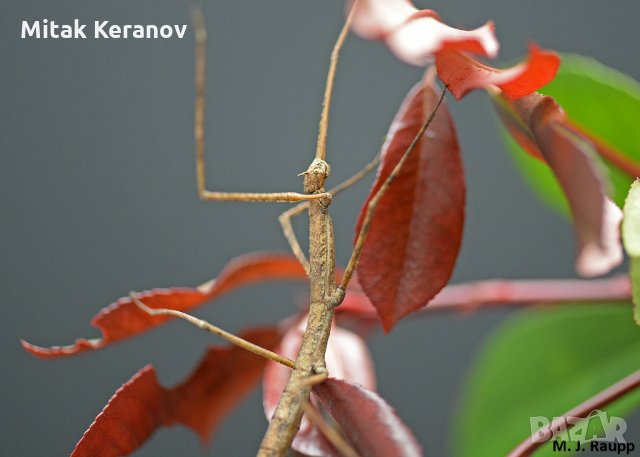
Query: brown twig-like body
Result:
<box><xmin>279</xmin><ymin>152</ymin><xmax>381</xmax><ymax>275</ymax></box>
<box><xmin>191</xmin><ymin>4</ymin><xmax>364</xmax><ymax>452</ymax></box>
<box><xmin>258</xmin><ymin>5</ymin><xmax>359</xmax><ymax>452</ymax></box>
<box><xmin>191</xmin><ymin>3</ymin><xmax>443</xmax><ymax>454</ymax></box>
<box><xmin>258</xmin><ymin>160</ymin><xmax>343</xmax><ymax>456</ymax></box>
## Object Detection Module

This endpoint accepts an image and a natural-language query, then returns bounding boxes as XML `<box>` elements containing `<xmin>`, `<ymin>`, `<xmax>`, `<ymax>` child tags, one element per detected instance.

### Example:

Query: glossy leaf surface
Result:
<box><xmin>495</xmin><ymin>93</ymin><xmax>623</xmax><ymax>277</ymax></box>
<box><xmin>347</xmin><ymin>0</ymin><xmax>498</xmax><ymax>65</ymax></box>
<box><xmin>622</xmin><ymin>180</ymin><xmax>640</xmax><ymax>325</ymax></box>
<box><xmin>314</xmin><ymin>378</ymin><xmax>423</xmax><ymax>457</ymax></box>
<box><xmin>355</xmin><ymin>75</ymin><xmax>464</xmax><ymax>330</ymax></box>
<box><xmin>455</xmin><ymin>305</ymin><xmax>640</xmax><ymax>457</ymax></box>
<box><xmin>436</xmin><ymin>45</ymin><xmax>560</xmax><ymax>99</ymax></box>
<box><xmin>500</xmin><ymin>54</ymin><xmax>640</xmax><ymax>210</ymax></box>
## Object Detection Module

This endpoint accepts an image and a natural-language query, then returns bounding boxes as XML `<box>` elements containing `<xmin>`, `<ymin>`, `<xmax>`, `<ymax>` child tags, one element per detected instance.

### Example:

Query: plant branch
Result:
<box><xmin>423</xmin><ymin>274</ymin><xmax>631</xmax><ymax>313</ymax></box>
<box><xmin>131</xmin><ymin>293</ymin><xmax>294</xmax><ymax>368</ymax></box>
<box><xmin>340</xmin><ymin>83</ymin><xmax>448</xmax><ymax>290</ymax></box>
<box><xmin>508</xmin><ymin>369</ymin><xmax>640</xmax><ymax>457</ymax></box>
<box><xmin>340</xmin><ymin>277</ymin><xmax>630</xmax><ymax>322</ymax></box>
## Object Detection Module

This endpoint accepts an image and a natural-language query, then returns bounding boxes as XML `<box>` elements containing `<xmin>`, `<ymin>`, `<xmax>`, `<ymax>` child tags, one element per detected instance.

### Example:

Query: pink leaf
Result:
<box><xmin>263</xmin><ymin>317</ymin><xmax>376</xmax><ymax>456</ymax></box>
<box><xmin>22</xmin><ymin>252</ymin><xmax>306</xmax><ymax>358</ymax></box>
<box><xmin>314</xmin><ymin>378</ymin><xmax>423</xmax><ymax>457</ymax></box>
<box><xmin>354</xmin><ymin>73</ymin><xmax>464</xmax><ymax>331</ymax></box>
<box><xmin>347</xmin><ymin>0</ymin><xmax>498</xmax><ymax>65</ymax></box>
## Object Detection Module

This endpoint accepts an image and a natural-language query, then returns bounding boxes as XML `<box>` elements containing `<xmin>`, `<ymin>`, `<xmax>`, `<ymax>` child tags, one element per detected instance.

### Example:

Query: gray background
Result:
<box><xmin>2</xmin><ymin>0</ymin><xmax>639</xmax><ymax>455</ymax></box>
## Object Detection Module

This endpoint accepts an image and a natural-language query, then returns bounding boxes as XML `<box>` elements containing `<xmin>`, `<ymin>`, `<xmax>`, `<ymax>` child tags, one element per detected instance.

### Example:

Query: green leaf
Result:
<box><xmin>629</xmin><ymin>260</ymin><xmax>640</xmax><ymax>326</ymax></box>
<box><xmin>622</xmin><ymin>180</ymin><xmax>640</xmax><ymax>325</ymax></box>
<box><xmin>454</xmin><ymin>304</ymin><xmax>640</xmax><ymax>457</ymax></box>
<box><xmin>500</xmin><ymin>54</ymin><xmax>640</xmax><ymax>212</ymax></box>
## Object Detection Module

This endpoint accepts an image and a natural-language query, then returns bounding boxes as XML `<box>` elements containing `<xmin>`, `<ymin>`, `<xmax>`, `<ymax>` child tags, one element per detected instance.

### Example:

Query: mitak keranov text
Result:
<box><xmin>21</xmin><ymin>19</ymin><xmax>188</xmax><ymax>39</ymax></box>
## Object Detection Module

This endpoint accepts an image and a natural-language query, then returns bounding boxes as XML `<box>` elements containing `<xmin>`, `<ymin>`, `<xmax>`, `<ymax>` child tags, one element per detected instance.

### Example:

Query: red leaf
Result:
<box><xmin>495</xmin><ymin>93</ymin><xmax>623</xmax><ymax>276</ymax></box>
<box><xmin>346</xmin><ymin>1</ymin><xmax>559</xmax><ymax>100</ymax></box>
<box><xmin>354</xmin><ymin>73</ymin><xmax>464</xmax><ymax>331</ymax></box>
<box><xmin>436</xmin><ymin>44</ymin><xmax>560</xmax><ymax>99</ymax></box>
<box><xmin>263</xmin><ymin>317</ymin><xmax>376</xmax><ymax>456</ymax></box>
<box><xmin>72</xmin><ymin>327</ymin><xmax>280</xmax><ymax>457</ymax></box>
<box><xmin>314</xmin><ymin>379</ymin><xmax>423</xmax><ymax>457</ymax></box>
<box><xmin>22</xmin><ymin>252</ymin><xmax>306</xmax><ymax>358</ymax></box>
<box><xmin>347</xmin><ymin>0</ymin><xmax>498</xmax><ymax>65</ymax></box>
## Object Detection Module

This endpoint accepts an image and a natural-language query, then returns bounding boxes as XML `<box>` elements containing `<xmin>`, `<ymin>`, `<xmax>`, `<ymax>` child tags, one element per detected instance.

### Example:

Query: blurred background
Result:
<box><xmin>2</xmin><ymin>0</ymin><xmax>639</xmax><ymax>455</ymax></box>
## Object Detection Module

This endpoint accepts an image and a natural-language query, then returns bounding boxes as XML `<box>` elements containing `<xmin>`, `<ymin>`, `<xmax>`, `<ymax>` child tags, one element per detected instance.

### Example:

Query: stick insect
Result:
<box><xmin>135</xmin><ymin>3</ymin><xmax>446</xmax><ymax>455</ymax></box>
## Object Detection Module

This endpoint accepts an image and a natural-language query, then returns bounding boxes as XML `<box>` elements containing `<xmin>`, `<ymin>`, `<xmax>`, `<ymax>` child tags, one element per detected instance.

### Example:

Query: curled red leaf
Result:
<box><xmin>346</xmin><ymin>1</ymin><xmax>558</xmax><ymax>100</ymax></box>
<box><xmin>22</xmin><ymin>252</ymin><xmax>306</xmax><ymax>358</ymax></box>
<box><xmin>72</xmin><ymin>327</ymin><xmax>280</xmax><ymax>457</ymax></box>
<box><xmin>436</xmin><ymin>44</ymin><xmax>560</xmax><ymax>99</ymax></box>
<box><xmin>347</xmin><ymin>0</ymin><xmax>498</xmax><ymax>65</ymax></box>
<box><xmin>263</xmin><ymin>317</ymin><xmax>376</xmax><ymax>456</ymax></box>
<box><xmin>495</xmin><ymin>92</ymin><xmax>623</xmax><ymax>276</ymax></box>
<box><xmin>354</xmin><ymin>73</ymin><xmax>464</xmax><ymax>331</ymax></box>
<box><xmin>314</xmin><ymin>378</ymin><xmax>423</xmax><ymax>457</ymax></box>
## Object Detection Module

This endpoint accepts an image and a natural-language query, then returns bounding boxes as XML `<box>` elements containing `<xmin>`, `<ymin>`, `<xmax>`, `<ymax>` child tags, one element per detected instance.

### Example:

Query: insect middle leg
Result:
<box><xmin>278</xmin><ymin>152</ymin><xmax>381</xmax><ymax>274</ymax></box>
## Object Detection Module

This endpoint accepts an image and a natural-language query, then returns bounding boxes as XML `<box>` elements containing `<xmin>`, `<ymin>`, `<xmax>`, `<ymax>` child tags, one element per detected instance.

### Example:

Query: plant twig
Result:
<box><xmin>340</xmin><ymin>83</ymin><xmax>448</xmax><ymax>290</ymax></box>
<box><xmin>341</xmin><ymin>275</ymin><xmax>631</xmax><ymax>321</ymax></box>
<box><xmin>508</xmin><ymin>369</ymin><xmax>640</xmax><ymax>457</ymax></box>
<box><xmin>423</xmin><ymin>274</ymin><xmax>631</xmax><ymax>313</ymax></box>
<box><xmin>303</xmin><ymin>401</ymin><xmax>360</xmax><ymax>457</ymax></box>
<box><xmin>131</xmin><ymin>293</ymin><xmax>294</xmax><ymax>368</ymax></box>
